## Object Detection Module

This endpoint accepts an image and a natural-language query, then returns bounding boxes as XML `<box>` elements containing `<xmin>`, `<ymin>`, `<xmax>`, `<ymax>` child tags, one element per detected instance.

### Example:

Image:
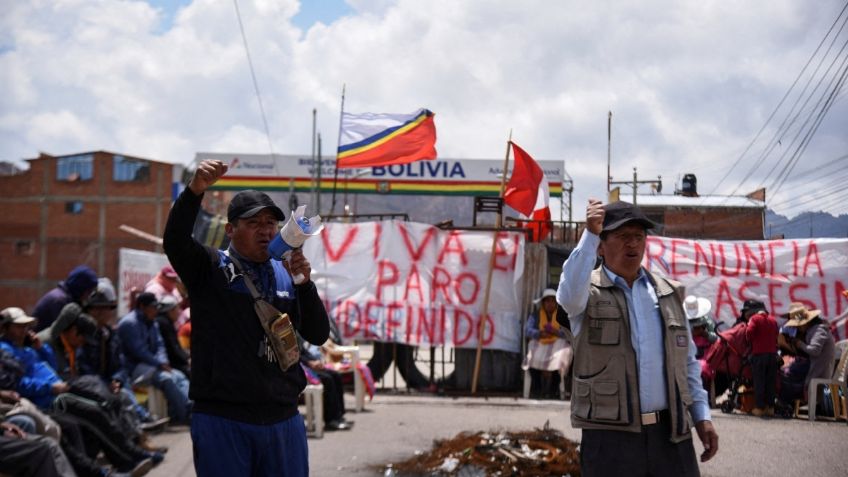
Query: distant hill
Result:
<box><xmin>766</xmin><ymin>209</ymin><xmax>848</xmax><ymax>238</ymax></box>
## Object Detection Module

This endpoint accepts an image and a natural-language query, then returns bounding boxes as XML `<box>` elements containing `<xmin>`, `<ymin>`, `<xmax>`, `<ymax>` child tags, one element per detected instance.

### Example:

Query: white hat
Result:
<box><xmin>683</xmin><ymin>295</ymin><xmax>712</xmax><ymax>320</ymax></box>
<box><xmin>0</xmin><ymin>307</ymin><xmax>36</xmax><ymax>326</ymax></box>
<box><xmin>86</xmin><ymin>277</ymin><xmax>117</xmax><ymax>308</ymax></box>
<box><xmin>534</xmin><ymin>288</ymin><xmax>557</xmax><ymax>304</ymax></box>
<box><xmin>157</xmin><ymin>295</ymin><xmax>180</xmax><ymax>312</ymax></box>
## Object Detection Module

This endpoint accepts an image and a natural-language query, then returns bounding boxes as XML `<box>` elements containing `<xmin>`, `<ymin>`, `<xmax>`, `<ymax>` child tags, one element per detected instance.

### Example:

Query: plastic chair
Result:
<box><xmin>807</xmin><ymin>339</ymin><xmax>848</xmax><ymax>422</ymax></box>
<box><xmin>334</xmin><ymin>345</ymin><xmax>365</xmax><ymax>412</ymax></box>
<box><xmin>134</xmin><ymin>384</ymin><xmax>169</xmax><ymax>419</ymax></box>
<box><xmin>303</xmin><ymin>384</ymin><xmax>324</xmax><ymax>438</ymax></box>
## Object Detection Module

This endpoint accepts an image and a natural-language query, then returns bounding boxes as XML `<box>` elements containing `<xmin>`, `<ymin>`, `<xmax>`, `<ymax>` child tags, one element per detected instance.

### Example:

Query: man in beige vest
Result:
<box><xmin>557</xmin><ymin>200</ymin><xmax>718</xmax><ymax>476</ymax></box>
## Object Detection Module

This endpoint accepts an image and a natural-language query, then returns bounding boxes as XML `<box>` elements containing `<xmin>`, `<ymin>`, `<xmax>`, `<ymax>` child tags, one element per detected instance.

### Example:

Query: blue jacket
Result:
<box><xmin>116</xmin><ymin>310</ymin><xmax>168</xmax><ymax>374</ymax></box>
<box><xmin>0</xmin><ymin>339</ymin><xmax>62</xmax><ymax>409</ymax></box>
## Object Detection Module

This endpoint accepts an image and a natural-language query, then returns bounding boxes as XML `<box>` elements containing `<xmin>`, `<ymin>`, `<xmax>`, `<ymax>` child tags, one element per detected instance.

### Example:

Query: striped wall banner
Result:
<box><xmin>198</xmin><ymin>153</ymin><xmax>565</xmax><ymax>197</ymax></box>
<box><xmin>212</xmin><ymin>175</ymin><xmax>563</xmax><ymax>197</ymax></box>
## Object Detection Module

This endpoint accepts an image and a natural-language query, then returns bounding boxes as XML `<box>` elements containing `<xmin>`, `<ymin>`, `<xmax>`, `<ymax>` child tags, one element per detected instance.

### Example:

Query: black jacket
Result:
<box><xmin>155</xmin><ymin>314</ymin><xmax>190</xmax><ymax>377</ymax></box>
<box><xmin>163</xmin><ymin>189</ymin><xmax>329</xmax><ymax>424</ymax></box>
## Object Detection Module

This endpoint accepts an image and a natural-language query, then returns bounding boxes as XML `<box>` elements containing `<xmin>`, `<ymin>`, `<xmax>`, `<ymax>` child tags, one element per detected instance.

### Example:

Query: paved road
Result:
<box><xmin>147</xmin><ymin>394</ymin><xmax>848</xmax><ymax>476</ymax></box>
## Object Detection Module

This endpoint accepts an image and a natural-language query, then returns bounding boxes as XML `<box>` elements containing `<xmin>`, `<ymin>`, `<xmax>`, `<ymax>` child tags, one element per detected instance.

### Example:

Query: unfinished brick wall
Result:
<box><xmin>0</xmin><ymin>151</ymin><xmax>174</xmax><ymax>312</ymax></box>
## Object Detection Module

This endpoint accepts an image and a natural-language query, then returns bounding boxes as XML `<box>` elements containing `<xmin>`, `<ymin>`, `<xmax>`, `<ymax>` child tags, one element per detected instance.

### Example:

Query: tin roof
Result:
<box><xmin>634</xmin><ymin>194</ymin><xmax>765</xmax><ymax>209</ymax></box>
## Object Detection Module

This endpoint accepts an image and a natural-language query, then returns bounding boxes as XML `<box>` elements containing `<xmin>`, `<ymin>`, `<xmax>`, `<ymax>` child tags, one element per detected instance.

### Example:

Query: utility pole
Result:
<box><xmin>317</xmin><ymin>133</ymin><xmax>322</xmax><ymax>215</ymax></box>
<box><xmin>311</xmin><ymin>108</ymin><xmax>317</xmax><ymax>211</ymax></box>
<box><xmin>563</xmin><ymin>173</ymin><xmax>574</xmax><ymax>222</ymax></box>
<box><xmin>607</xmin><ymin>111</ymin><xmax>612</xmax><ymax>193</ymax></box>
<box><xmin>609</xmin><ymin>167</ymin><xmax>662</xmax><ymax>205</ymax></box>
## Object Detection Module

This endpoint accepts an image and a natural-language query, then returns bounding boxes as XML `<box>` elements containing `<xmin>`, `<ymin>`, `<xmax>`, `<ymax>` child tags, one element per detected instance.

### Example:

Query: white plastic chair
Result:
<box><xmin>334</xmin><ymin>345</ymin><xmax>365</xmax><ymax>412</ymax></box>
<box><xmin>806</xmin><ymin>339</ymin><xmax>848</xmax><ymax>422</ymax></box>
<box><xmin>303</xmin><ymin>384</ymin><xmax>324</xmax><ymax>438</ymax></box>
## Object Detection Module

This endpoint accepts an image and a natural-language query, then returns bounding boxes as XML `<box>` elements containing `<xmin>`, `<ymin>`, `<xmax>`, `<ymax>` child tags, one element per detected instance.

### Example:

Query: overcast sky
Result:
<box><xmin>1</xmin><ymin>0</ymin><xmax>846</xmax><ymax>220</ymax></box>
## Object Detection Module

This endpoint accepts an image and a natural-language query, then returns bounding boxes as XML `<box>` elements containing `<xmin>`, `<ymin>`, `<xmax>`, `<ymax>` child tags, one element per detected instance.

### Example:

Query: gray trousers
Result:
<box><xmin>581</xmin><ymin>423</ymin><xmax>700</xmax><ymax>477</ymax></box>
<box><xmin>0</xmin><ymin>434</ymin><xmax>76</xmax><ymax>477</ymax></box>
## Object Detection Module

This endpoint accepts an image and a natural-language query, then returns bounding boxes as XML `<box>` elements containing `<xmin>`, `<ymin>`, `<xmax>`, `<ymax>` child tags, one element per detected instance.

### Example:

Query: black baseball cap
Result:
<box><xmin>740</xmin><ymin>299</ymin><xmax>767</xmax><ymax>316</ymax></box>
<box><xmin>602</xmin><ymin>201</ymin><xmax>655</xmax><ymax>232</ymax></box>
<box><xmin>227</xmin><ymin>190</ymin><xmax>286</xmax><ymax>223</ymax></box>
<box><xmin>136</xmin><ymin>292</ymin><xmax>159</xmax><ymax>309</ymax></box>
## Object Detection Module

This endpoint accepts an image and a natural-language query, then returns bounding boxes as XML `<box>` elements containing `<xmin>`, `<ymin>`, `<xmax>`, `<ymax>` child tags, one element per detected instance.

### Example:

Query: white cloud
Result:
<box><xmin>0</xmin><ymin>0</ymin><xmax>846</xmax><ymax>218</ymax></box>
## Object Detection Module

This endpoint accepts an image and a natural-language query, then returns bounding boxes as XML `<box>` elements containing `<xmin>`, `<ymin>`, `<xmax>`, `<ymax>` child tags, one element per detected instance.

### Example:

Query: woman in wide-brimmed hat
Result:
<box><xmin>523</xmin><ymin>289</ymin><xmax>572</xmax><ymax>399</ymax></box>
<box><xmin>684</xmin><ymin>295</ymin><xmax>717</xmax><ymax>360</ymax></box>
<box><xmin>780</xmin><ymin>303</ymin><xmax>836</xmax><ymax>389</ymax></box>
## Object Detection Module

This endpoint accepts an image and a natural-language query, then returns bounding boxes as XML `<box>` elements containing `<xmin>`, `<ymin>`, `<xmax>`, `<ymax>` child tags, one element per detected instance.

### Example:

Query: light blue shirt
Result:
<box><xmin>557</xmin><ymin>230</ymin><xmax>711</xmax><ymax>423</ymax></box>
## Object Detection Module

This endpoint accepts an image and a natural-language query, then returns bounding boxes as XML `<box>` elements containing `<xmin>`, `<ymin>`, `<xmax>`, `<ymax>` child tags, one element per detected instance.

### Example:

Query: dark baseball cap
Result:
<box><xmin>227</xmin><ymin>190</ymin><xmax>286</xmax><ymax>223</ymax></box>
<box><xmin>740</xmin><ymin>299</ymin><xmax>767</xmax><ymax>316</ymax></box>
<box><xmin>602</xmin><ymin>201</ymin><xmax>655</xmax><ymax>232</ymax></box>
<box><xmin>136</xmin><ymin>292</ymin><xmax>159</xmax><ymax>309</ymax></box>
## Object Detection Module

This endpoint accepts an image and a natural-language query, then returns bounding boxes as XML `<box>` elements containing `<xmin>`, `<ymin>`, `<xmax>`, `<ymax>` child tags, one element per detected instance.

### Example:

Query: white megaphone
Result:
<box><xmin>268</xmin><ymin>205</ymin><xmax>324</xmax><ymax>284</ymax></box>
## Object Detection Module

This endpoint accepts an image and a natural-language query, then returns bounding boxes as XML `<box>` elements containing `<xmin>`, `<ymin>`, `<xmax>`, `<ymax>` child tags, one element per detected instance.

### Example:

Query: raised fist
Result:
<box><xmin>189</xmin><ymin>160</ymin><xmax>229</xmax><ymax>195</ymax></box>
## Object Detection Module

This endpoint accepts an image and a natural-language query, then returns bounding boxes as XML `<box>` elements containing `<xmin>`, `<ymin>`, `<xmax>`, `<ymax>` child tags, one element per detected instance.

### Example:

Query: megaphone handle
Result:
<box><xmin>283</xmin><ymin>249</ymin><xmax>307</xmax><ymax>284</ymax></box>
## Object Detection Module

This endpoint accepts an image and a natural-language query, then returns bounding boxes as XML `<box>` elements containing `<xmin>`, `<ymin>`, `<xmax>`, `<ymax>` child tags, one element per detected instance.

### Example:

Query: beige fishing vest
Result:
<box><xmin>570</xmin><ymin>268</ymin><xmax>694</xmax><ymax>443</ymax></box>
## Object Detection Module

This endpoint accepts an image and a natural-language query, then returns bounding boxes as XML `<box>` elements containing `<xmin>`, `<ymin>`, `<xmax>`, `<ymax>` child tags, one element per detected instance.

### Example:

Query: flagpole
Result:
<box><xmin>471</xmin><ymin>130</ymin><xmax>512</xmax><ymax>395</ymax></box>
<box><xmin>328</xmin><ymin>84</ymin><xmax>346</xmax><ymax>216</ymax></box>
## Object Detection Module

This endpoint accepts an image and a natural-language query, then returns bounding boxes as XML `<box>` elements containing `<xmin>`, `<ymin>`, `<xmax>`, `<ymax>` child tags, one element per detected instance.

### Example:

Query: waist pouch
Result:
<box><xmin>228</xmin><ymin>252</ymin><xmax>300</xmax><ymax>372</ymax></box>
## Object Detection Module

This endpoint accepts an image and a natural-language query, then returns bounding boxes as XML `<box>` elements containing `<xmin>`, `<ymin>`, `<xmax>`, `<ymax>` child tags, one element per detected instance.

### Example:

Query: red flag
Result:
<box><xmin>504</xmin><ymin>142</ymin><xmax>551</xmax><ymax>241</ymax></box>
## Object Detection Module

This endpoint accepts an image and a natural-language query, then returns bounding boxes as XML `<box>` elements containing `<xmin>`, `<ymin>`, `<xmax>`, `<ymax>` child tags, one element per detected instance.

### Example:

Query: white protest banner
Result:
<box><xmin>643</xmin><ymin>236</ymin><xmax>848</xmax><ymax>339</ymax></box>
<box><xmin>117</xmin><ymin>248</ymin><xmax>169</xmax><ymax>317</ymax></box>
<box><xmin>303</xmin><ymin>221</ymin><xmax>525</xmax><ymax>352</ymax></box>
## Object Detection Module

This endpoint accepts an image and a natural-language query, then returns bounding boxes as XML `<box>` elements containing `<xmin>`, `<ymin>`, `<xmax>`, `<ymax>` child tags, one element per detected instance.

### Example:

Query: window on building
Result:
<box><xmin>65</xmin><ymin>201</ymin><xmax>84</xmax><ymax>214</ymax></box>
<box><xmin>14</xmin><ymin>240</ymin><xmax>34</xmax><ymax>256</ymax></box>
<box><xmin>56</xmin><ymin>154</ymin><xmax>93</xmax><ymax>181</ymax></box>
<box><xmin>113</xmin><ymin>155</ymin><xmax>150</xmax><ymax>182</ymax></box>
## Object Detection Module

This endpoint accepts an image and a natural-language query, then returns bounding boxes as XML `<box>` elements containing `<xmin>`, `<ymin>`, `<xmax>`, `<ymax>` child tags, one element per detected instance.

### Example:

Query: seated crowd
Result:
<box><xmin>693</xmin><ymin>295</ymin><xmax>841</xmax><ymax>418</ymax></box>
<box><xmin>0</xmin><ymin>264</ymin><xmax>190</xmax><ymax>477</ymax></box>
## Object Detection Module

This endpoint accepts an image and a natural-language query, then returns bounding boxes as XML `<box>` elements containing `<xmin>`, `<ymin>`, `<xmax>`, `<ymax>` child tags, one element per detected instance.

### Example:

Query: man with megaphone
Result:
<box><xmin>163</xmin><ymin>159</ymin><xmax>330</xmax><ymax>477</ymax></box>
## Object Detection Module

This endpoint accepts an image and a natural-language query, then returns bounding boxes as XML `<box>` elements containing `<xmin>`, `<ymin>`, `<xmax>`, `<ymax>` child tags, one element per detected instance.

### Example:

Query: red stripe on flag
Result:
<box><xmin>336</xmin><ymin>115</ymin><xmax>437</xmax><ymax>168</ymax></box>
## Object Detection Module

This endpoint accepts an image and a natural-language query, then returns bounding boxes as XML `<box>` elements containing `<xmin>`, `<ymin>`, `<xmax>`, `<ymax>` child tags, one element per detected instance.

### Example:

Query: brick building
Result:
<box><xmin>634</xmin><ymin>186</ymin><xmax>766</xmax><ymax>240</ymax></box>
<box><xmin>0</xmin><ymin>151</ymin><xmax>182</xmax><ymax>311</ymax></box>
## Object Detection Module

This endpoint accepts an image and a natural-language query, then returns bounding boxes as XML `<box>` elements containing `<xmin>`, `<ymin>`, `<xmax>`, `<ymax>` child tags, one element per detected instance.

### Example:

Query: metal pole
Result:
<box><xmin>329</xmin><ymin>85</ymin><xmax>346</xmax><ymax>216</ymax></box>
<box><xmin>317</xmin><ymin>133</ymin><xmax>322</xmax><ymax>214</ymax></box>
<box><xmin>311</xmin><ymin>108</ymin><xmax>317</xmax><ymax>209</ymax></box>
<box><xmin>632</xmin><ymin>167</ymin><xmax>637</xmax><ymax>204</ymax></box>
<box><xmin>607</xmin><ymin>111</ymin><xmax>612</xmax><ymax>193</ymax></box>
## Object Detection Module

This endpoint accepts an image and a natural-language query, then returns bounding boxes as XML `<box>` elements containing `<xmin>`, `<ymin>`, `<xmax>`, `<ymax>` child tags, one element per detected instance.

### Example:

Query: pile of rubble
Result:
<box><xmin>382</xmin><ymin>424</ymin><xmax>580</xmax><ymax>476</ymax></box>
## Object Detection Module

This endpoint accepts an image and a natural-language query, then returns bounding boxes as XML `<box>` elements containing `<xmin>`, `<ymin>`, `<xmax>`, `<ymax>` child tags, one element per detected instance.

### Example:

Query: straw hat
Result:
<box><xmin>781</xmin><ymin>302</ymin><xmax>821</xmax><ymax>327</ymax></box>
<box><xmin>683</xmin><ymin>295</ymin><xmax>712</xmax><ymax>321</ymax></box>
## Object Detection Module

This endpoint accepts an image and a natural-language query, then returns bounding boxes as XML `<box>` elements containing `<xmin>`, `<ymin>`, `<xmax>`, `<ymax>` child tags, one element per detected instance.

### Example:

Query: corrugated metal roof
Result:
<box><xmin>634</xmin><ymin>194</ymin><xmax>765</xmax><ymax>209</ymax></box>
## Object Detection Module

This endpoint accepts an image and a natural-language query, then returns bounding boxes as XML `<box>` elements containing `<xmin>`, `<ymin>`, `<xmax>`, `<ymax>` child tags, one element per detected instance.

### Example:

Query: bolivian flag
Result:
<box><xmin>337</xmin><ymin>108</ymin><xmax>437</xmax><ymax>168</ymax></box>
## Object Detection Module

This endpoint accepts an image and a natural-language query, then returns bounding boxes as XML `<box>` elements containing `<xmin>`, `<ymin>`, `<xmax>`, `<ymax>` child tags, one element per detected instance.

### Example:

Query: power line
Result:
<box><xmin>708</xmin><ymin>1</ymin><xmax>848</xmax><ymax>197</ymax></box>
<box><xmin>771</xmin><ymin>176</ymin><xmax>848</xmax><ymax>210</ymax></box>
<box><xmin>233</xmin><ymin>0</ymin><xmax>278</xmax><ymax>169</ymax></box>
<box><xmin>730</xmin><ymin>15</ymin><xmax>848</xmax><ymax>199</ymax></box>
<box><xmin>766</xmin><ymin>53</ymin><xmax>848</xmax><ymax>200</ymax></box>
<box><xmin>786</xmin><ymin>153</ymin><xmax>848</xmax><ymax>181</ymax></box>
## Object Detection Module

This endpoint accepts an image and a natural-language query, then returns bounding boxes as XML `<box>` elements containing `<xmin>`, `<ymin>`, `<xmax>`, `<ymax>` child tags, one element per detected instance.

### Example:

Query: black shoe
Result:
<box><xmin>326</xmin><ymin>419</ymin><xmax>354</xmax><ymax>431</ymax></box>
<box><xmin>144</xmin><ymin>451</ymin><xmax>164</xmax><ymax>466</ymax></box>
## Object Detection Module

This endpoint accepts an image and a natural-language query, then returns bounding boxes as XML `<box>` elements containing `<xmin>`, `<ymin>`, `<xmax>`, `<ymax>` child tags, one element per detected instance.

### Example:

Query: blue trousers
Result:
<box><xmin>191</xmin><ymin>412</ymin><xmax>308</xmax><ymax>477</ymax></box>
<box><xmin>132</xmin><ymin>364</ymin><xmax>191</xmax><ymax>422</ymax></box>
